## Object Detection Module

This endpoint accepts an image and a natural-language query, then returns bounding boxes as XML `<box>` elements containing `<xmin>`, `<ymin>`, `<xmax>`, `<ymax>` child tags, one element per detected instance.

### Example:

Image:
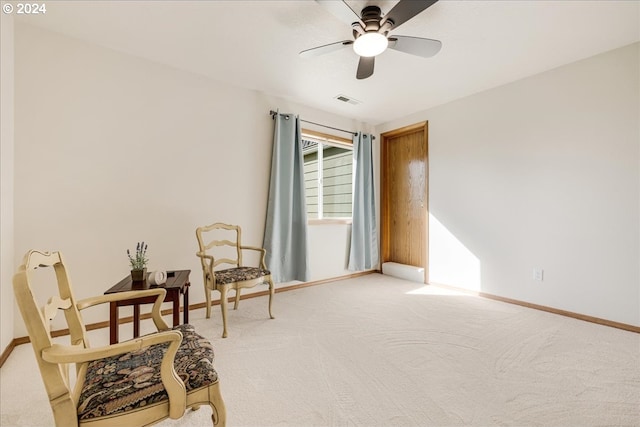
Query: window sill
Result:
<box><xmin>308</xmin><ymin>218</ymin><xmax>352</xmax><ymax>225</ymax></box>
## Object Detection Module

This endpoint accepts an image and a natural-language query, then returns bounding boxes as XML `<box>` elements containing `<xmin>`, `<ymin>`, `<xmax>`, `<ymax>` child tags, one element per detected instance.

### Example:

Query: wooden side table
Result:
<box><xmin>104</xmin><ymin>270</ymin><xmax>190</xmax><ymax>344</ymax></box>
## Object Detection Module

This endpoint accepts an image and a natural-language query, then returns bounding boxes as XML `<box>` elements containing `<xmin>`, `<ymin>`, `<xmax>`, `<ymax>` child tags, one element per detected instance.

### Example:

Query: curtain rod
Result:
<box><xmin>269</xmin><ymin>110</ymin><xmax>358</xmax><ymax>137</ymax></box>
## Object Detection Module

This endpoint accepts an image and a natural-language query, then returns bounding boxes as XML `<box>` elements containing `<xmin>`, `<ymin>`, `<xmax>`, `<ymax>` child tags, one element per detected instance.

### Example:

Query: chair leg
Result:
<box><xmin>233</xmin><ymin>288</ymin><xmax>241</xmax><ymax>310</ymax></box>
<box><xmin>205</xmin><ymin>289</ymin><xmax>212</xmax><ymax>319</ymax></box>
<box><xmin>219</xmin><ymin>286</ymin><xmax>229</xmax><ymax>338</ymax></box>
<box><xmin>209</xmin><ymin>382</ymin><xmax>227</xmax><ymax>427</ymax></box>
<box><xmin>268</xmin><ymin>278</ymin><xmax>275</xmax><ymax>319</ymax></box>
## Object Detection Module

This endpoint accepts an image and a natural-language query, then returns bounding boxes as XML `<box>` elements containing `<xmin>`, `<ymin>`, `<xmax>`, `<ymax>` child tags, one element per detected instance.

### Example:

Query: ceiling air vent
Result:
<box><xmin>334</xmin><ymin>94</ymin><xmax>361</xmax><ymax>105</ymax></box>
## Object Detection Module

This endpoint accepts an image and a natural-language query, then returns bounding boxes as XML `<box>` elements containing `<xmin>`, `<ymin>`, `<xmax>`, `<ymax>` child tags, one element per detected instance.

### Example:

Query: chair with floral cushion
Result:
<box><xmin>196</xmin><ymin>222</ymin><xmax>275</xmax><ymax>338</ymax></box>
<box><xmin>13</xmin><ymin>250</ymin><xmax>226</xmax><ymax>427</ymax></box>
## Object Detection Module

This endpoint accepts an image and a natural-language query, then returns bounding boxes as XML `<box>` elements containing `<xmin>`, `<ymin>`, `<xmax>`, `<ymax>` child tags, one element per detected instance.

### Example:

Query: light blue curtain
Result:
<box><xmin>263</xmin><ymin>112</ymin><xmax>310</xmax><ymax>282</ymax></box>
<box><xmin>348</xmin><ymin>132</ymin><xmax>379</xmax><ymax>271</ymax></box>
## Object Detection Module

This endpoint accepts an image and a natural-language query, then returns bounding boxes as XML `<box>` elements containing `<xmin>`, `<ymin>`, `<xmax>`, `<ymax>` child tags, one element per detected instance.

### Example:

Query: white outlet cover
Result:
<box><xmin>533</xmin><ymin>268</ymin><xmax>544</xmax><ymax>281</ymax></box>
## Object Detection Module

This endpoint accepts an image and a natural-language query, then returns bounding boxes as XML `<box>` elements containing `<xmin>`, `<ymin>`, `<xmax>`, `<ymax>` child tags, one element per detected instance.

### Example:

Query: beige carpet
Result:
<box><xmin>1</xmin><ymin>274</ymin><xmax>639</xmax><ymax>426</ymax></box>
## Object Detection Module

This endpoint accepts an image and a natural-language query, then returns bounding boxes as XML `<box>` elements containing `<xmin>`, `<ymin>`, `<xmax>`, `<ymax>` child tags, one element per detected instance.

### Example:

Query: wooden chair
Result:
<box><xmin>196</xmin><ymin>222</ymin><xmax>274</xmax><ymax>338</ymax></box>
<box><xmin>13</xmin><ymin>250</ymin><xmax>226</xmax><ymax>427</ymax></box>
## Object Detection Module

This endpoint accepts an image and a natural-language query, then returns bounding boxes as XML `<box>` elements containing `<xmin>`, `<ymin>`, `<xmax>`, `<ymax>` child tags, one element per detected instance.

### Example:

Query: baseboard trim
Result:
<box><xmin>0</xmin><ymin>270</ymin><xmax>376</xmax><ymax>367</ymax></box>
<box><xmin>0</xmin><ymin>338</ymin><xmax>18</xmax><ymax>367</ymax></box>
<box><xmin>429</xmin><ymin>282</ymin><xmax>640</xmax><ymax>333</ymax></box>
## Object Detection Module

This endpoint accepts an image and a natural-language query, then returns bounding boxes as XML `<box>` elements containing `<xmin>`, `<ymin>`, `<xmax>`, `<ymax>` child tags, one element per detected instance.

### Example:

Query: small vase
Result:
<box><xmin>131</xmin><ymin>268</ymin><xmax>147</xmax><ymax>282</ymax></box>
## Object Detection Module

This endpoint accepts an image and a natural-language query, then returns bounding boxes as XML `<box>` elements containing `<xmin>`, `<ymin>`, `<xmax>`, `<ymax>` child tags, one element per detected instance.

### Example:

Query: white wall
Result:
<box><xmin>1</xmin><ymin>14</ymin><xmax>15</xmax><ymax>351</ymax></box>
<box><xmin>12</xmin><ymin>23</ymin><xmax>368</xmax><ymax>337</ymax></box>
<box><xmin>377</xmin><ymin>43</ymin><xmax>640</xmax><ymax>326</ymax></box>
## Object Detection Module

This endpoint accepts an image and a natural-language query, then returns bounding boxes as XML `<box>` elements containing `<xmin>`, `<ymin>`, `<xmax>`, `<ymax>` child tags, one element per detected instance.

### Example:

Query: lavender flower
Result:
<box><xmin>127</xmin><ymin>242</ymin><xmax>149</xmax><ymax>270</ymax></box>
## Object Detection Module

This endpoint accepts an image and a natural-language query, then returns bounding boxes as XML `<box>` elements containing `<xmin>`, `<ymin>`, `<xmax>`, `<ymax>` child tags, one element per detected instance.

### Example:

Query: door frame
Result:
<box><xmin>380</xmin><ymin>121</ymin><xmax>429</xmax><ymax>283</ymax></box>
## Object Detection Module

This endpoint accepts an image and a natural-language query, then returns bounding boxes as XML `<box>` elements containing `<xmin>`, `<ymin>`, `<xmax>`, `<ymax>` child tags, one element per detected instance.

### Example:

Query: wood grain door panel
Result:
<box><xmin>381</xmin><ymin>122</ymin><xmax>428</xmax><ymax>281</ymax></box>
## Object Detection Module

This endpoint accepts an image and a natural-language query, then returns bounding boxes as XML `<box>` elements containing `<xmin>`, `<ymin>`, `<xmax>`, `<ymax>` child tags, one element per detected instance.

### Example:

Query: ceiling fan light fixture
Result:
<box><xmin>353</xmin><ymin>32</ymin><xmax>388</xmax><ymax>57</ymax></box>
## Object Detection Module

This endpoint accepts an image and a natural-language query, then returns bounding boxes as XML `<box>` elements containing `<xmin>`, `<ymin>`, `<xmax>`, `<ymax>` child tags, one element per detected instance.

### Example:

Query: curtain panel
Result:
<box><xmin>348</xmin><ymin>132</ymin><xmax>379</xmax><ymax>271</ymax></box>
<box><xmin>263</xmin><ymin>113</ymin><xmax>310</xmax><ymax>282</ymax></box>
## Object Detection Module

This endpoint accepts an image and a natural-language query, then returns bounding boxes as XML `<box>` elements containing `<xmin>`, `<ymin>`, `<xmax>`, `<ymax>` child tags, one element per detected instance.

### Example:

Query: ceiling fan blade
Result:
<box><xmin>315</xmin><ymin>0</ymin><xmax>364</xmax><ymax>27</ymax></box>
<box><xmin>300</xmin><ymin>40</ymin><xmax>353</xmax><ymax>58</ymax></box>
<box><xmin>388</xmin><ymin>36</ymin><xmax>442</xmax><ymax>58</ymax></box>
<box><xmin>381</xmin><ymin>0</ymin><xmax>438</xmax><ymax>29</ymax></box>
<box><xmin>356</xmin><ymin>56</ymin><xmax>375</xmax><ymax>80</ymax></box>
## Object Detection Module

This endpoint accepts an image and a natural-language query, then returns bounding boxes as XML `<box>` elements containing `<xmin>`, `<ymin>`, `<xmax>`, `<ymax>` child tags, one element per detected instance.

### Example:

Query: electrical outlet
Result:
<box><xmin>533</xmin><ymin>268</ymin><xmax>544</xmax><ymax>282</ymax></box>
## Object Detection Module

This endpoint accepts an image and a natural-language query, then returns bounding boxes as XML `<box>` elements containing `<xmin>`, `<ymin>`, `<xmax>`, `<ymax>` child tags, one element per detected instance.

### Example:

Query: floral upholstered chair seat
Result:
<box><xmin>213</xmin><ymin>267</ymin><xmax>271</xmax><ymax>285</ymax></box>
<box><xmin>79</xmin><ymin>324</ymin><xmax>216</xmax><ymax>421</ymax></box>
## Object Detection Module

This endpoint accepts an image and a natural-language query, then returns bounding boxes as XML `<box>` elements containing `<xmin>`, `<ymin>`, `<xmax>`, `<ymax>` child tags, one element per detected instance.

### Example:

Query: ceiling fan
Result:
<box><xmin>300</xmin><ymin>0</ymin><xmax>442</xmax><ymax>80</ymax></box>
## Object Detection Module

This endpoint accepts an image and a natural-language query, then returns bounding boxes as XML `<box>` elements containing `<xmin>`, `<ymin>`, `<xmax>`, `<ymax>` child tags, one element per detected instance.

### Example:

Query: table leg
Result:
<box><xmin>110</xmin><ymin>302</ymin><xmax>118</xmax><ymax>345</ymax></box>
<box><xmin>133</xmin><ymin>304</ymin><xmax>140</xmax><ymax>338</ymax></box>
<box><xmin>172</xmin><ymin>291</ymin><xmax>179</xmax><ymax>327</ymax></box>
<box><xmin>183</xmin><ymin>285</ymin><xmax>189</xmax><ymax>324</ymax></box>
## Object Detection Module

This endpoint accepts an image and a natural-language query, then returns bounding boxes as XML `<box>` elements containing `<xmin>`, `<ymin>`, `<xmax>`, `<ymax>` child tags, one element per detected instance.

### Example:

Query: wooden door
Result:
<box><xmin>381</xmin><ymin>122</ymin><xmax>429</xmax><ymax>282</ymax></box>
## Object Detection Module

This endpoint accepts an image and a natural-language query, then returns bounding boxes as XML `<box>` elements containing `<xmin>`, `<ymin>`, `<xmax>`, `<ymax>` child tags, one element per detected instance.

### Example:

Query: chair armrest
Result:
<box><xmin>43</xmin><ymin>330</ymin><xmax>186</xmax><ymax>419</ymax></box>
<box><xmin>195</xmin><ymin>251</ymin><xmax>214</xmax><ymax>262</ymax></box>
<box><xmin>42</xmin><ymin>329</ymin><xmax>180</xmax><ymax>363</ymax></box>
<box><xmin>196</xmin><ymin>252</ymin><xmax>216</xmax><ymax>270</ymax></box>
<box><xmin>76</xmin><ymin>289</ymin><xmax>169</xmax><ymax>331</ymax></box>
<box><xmin>77</xmin><ymin>288</ymin><xmax>167</xmax><ymax>309</ymax></box>
<box><xmin>240</xmin><ymin>246</ymin><xmax>267</xmax><ymax>269</ymax></box>
<box><xmin>196</xmin><ymin>251</ymin><xmax>216</xmax><ymax>273</ymax></box>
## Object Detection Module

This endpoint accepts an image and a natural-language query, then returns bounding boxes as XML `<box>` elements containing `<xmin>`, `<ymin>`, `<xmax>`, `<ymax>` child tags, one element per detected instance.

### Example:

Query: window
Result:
<box><xmin>302</xmin><ymin>130</ymin><xmax>353</xmax><ymax>220</ymax></box>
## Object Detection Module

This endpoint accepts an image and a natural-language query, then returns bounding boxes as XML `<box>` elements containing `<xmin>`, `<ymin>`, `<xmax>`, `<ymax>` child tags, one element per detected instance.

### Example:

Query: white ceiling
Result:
<box><xmin>15</xmin><ymin>0</ymin><xmax>640</xmax><ymax>125</ymax></box>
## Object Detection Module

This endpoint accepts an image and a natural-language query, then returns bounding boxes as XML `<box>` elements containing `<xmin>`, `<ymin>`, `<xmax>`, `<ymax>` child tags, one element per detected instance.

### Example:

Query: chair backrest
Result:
<box><xmin>13</xmin><ymin>250</ymin><xmax>90</xmax><ymax>425</ymax></box>
<box><xmin>195</xmin><ymin>222</ymin><xmax>243</xmax><ymax>271</ymax></box>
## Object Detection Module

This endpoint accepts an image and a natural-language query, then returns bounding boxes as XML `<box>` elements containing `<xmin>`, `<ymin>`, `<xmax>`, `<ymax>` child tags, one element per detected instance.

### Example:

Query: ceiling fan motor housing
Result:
<box><xmin>362</xmin><ymin>5</ymin><xmax>382</xmax><ymax>22</ymax></box>
<box><xmin>352</xmin><ymin>5</ymin><xmax>395</xmax><ymax>58</ymax></box>
<box><xmin>353</xmin><ymin>5</ymin><xmax>394</xmax><ymax>39</ymax></box>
